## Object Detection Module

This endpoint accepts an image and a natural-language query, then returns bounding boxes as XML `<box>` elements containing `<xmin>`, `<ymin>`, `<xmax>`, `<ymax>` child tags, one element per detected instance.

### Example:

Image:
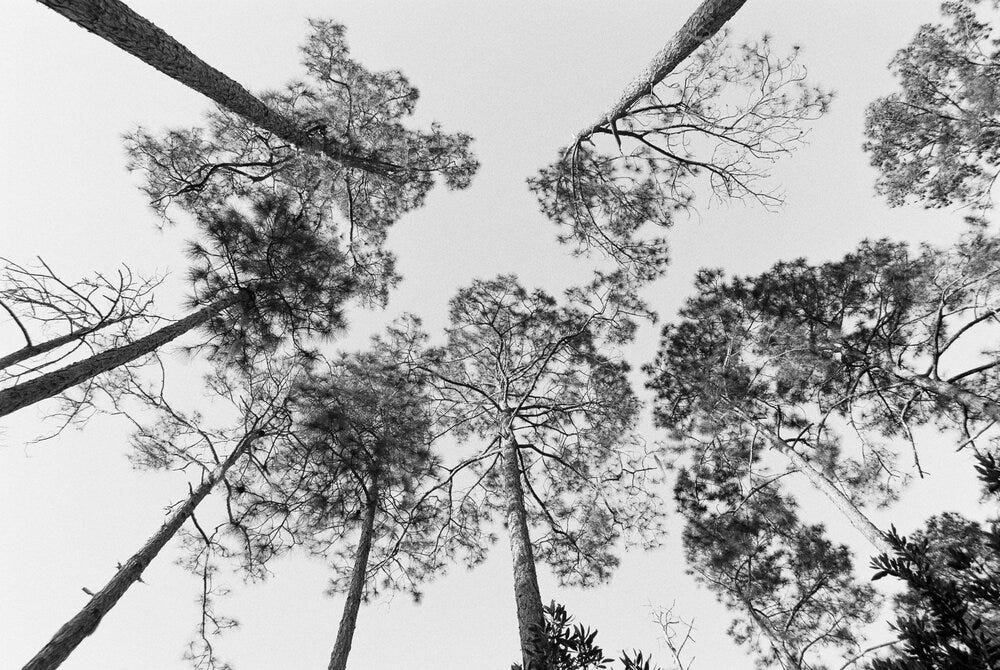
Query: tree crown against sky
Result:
<box><xmin>0</xmin><ymin>190</ymin><xmax>375</xmax><ymax>428</ymax></box>
<box><xmin>169</xmin><ymin>339</ymin><xmax>458</xmax><ymax>670</ymax></box>
<box><xmin>125</xmin><ymin>19</ymin><xmax>478</xmax><ymax>307</ymax></box>
<box><xmin>411</xmin><ymin>275</ymin><xmax>664</xmax><ymax>588</ymax></box>
<box><xmin>122</xmin><ymin>340</ymin><xmax>448</xmax><ymax>593</ymax></box>
<box><xmin>865</xmin><ymin>0</ymin><xmax>1000</xmax><ymax>213</ymax></box>
<box><xmin>10</xmin><ymin>2</ymin><xmax>1000</xmax><ymax>670</ymax></box>
<box><xmin>754</xmin><ymin>233</ymin><xmax>1000</xmax><ymax>468</ymax></box>
<box><xmin>111</xmin><ymin>353</ymin><xmax>303</xmax><ymax>670</ymax></box>
<box><xmin>674</xmin><ymin>440</ymin><xmax>881</xmax><ymax>670</ymax></box>
<box><xmin>124</xmin><ymin>354</ymin><xmax>301</xmax><ymax>559</ymax></box>
<box><xmin>648</xmin><ymin>230</ymin><xmax>1000</xmax><ymax>487</ymax></box>
<box><xmin>645</xmin><ymin>266</ymin><xmax>897</xmax><ymax>510</ymax></box>
<box><xmin>252</xmin><ymin>339</ymin><xmax>461</xmax><ymax>601</ymax></box>
<box><xmin>182</xmin><ymin>194</ymin><xmax>358</xmax><ymax>364</ymax></box>
<box><xmin>530</xmin><ymin>32</ymin><xmax>831</xmax><ymax>283</ymax></box>
<box><xmin>645</xmin><ymin>224</ymin><xmax>1000</xmax><ymax>667</ymax></box>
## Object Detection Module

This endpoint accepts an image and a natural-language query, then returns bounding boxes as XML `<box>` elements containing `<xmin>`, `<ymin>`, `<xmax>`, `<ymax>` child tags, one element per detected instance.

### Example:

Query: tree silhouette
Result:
<box><xmin>38</xmin><ymin>0</ymin><xmax>407</xmax><ymax>176</ymax></box>
<box><xmin>753</xmin><ymin>232</ymin><xmax>1000</xmax><ymax>425</ymax></box>
<box><xmin>531</xmin><ymin>0</ymin><xmax>829</xmax><ymax>281</ymax></box>
<box><xmin>0</xmin><ymin>257</ymin><xmax>165</xmax><ymax>431</ymax></box>
<box><xmin>867</xmin><ymin>520</ymin><xmax>1000</xmax><ymax>670</ymax></box>
<box><xmin>724</xmin><ymin>233</ymin><xmax>1000</xmax><ymax>462</ymax></box>
<box><xmin>0</xmin><ymin>194</ymin><xmax>361</xmax><ymax>421</ymax></box>
<box><xmin>646</xmin><ymin>269</ymin><xmax>895</xmax><ymax>553</ymax></box>
<box><xmin>513</xmin><ymin>601</ymin><xmax>662</xmax><ymax>670</ymax></box>
<box><xmin>259</xmin><ymin>339</ymin><xmax>453</xmax><ymax>670</ymax></box>
<box><xmin>0</xmin><ymin>257</ymin><xmax>162</xmax><ymax>373</ymax></box>
<box><xmin>413</xmin><ymin>276</ymin><xmax>663</xmax><ymax>669</ymax></box>
<box><xmin>865</xmin><ymin>0</ymin><xmax>1000</xmax><ymax>212</ymax></box>
<box><xmin>674</xmin><ymin>438</ymin><xmax>881</xmax><ymax>670</ymax></box>
<box><xmin>649</xmin><ymin>227</ymin><xmax>1000</xmax><ymax>546</ymax></box>
<box><xmin>21</xmin><ymin>355</ymin><xmax>298</xmax><ymax>670</ymax></box>
<box><xmin>124</xmin><ymin>18</ymin><xmax>478</xmax><ymax>293</ymax></box>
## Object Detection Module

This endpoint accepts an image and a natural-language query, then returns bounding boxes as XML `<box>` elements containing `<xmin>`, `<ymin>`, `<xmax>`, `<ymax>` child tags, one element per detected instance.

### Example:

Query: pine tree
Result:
<box><xmin>416</xmin><ymin>276</ymin><xmax>664</xmax><ymax>669</ymax></box>
<box><xmin>21</xmin><ymin>355</ymin><xmax>298</xmax><ymax>670</ymax></box>
<box><xmin>264</xmin><ymin>339</ymin><xmax>452</xmax><ymax>670</ymax></box>
<box><xmin>124</xmin><ymin>18</ymin><xmax>478</xmax><ymax>285</ymax></box>
<box><xmin>530</xmin><ymin>0</ymin><xmax>830</xmax><ymax>281</ymax></box>
<box><xmin>646</xmin><ymin>270</ymin><xmax>895</xmax><ymax>553</ymax></box>
<box><xmin>865</xmin><ymin>0</ymin><xmax>1000</xmax><ymax>212</ymax></box>
<box><xmin>0</xmin><ymin>195</ymin><xmax>356</xmax><ymax>421</ymax></box>
<box><xmin>674</xmin><ymin>438</ymin><xmax>881</xmax><ymax>669</ymax></box>
<box><xmin>38</xmin><ymin>0</ymin><xmax>406</xmax><ymax>175</ymax></box>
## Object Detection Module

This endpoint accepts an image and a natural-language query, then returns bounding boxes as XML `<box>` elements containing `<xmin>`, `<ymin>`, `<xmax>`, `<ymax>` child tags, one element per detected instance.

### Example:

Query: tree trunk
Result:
<box><xmin>574</xmin><ymin>0</ymin><xmax>749</xmax><ymax>142</ymax></box>
<box><xmin>36</xmin><ymin>0</ymin><xmax>392</xmax><ymax>175</ymax></box>
<box><xmin>0</xmin><ymin>317</ymin><xmax>128</xmax><ymax>371</ymax></box>
<box><xmin>22</xmin><ymin>431</ymin><xmax>257</xmax><ymax>670</ymax></box>
<box><xmin>327</xmin><ymin>478</ymin><xmax>379</xmax><ymax>670</ymax></box>
<box><xmin>0</xmin><ymin>291</ymin><xmax>242</xmax><ymax>420</ymax></box>
<box><xmin>500</xmin><ymin>431</ymin><xmax>547</xmax><ymax>670</ymax></box>
<box><xmin>891</xmin><ymin>369</ymin><xmax>1000</xmax><ymax>423</ymax></box>
<box><xmin>752</xmin><ymin>420</ymin><xmax>892</xmax><ymax>555</ymax></box>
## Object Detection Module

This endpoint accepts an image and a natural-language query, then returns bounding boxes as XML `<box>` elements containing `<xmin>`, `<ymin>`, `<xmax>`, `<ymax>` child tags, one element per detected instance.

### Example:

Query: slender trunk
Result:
<box><xmin>36</xmin><ymin>0</ymin><xmax>391</xmax><ymax>175</ymax></box>
<box><xmin>22</xmin><ymin>431</ymin><xmax>257</xmax><ymax>670</ymax></box>
<box><xmin>0</xmin><ymin>317</ymin><xmax>128</xmax><ymax>371</ymax></box>
<box><xmin>0</xmin><ymin>291</ymin><xmax>242</xmax><ymax>420</ymax></box>
<box><xmin>891</xmin><ymin>369</ymin><xmax>1000</xmax><ymax>423</ymax></box>
<box><xmin>575</xmin><ymin>0</ymin><xmax>748</xmax><ymax>142</ymax></box>
<box><xmin>328</xmin><ymin>478</ymin><xmax>379</xmax><ymax>670</ymax></box>
<box><xmin>500</xmin><ymin>430</ymin><xmax>546</xmax><ymax>670</ymax></box>
<box><xmin>749</xmin><ymin>419</ymin><xmax>892</xmax><ymax>555</ymax></box>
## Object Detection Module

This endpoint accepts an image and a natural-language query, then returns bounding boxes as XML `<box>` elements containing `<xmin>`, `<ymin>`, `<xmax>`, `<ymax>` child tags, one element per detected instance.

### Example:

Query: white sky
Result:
<box><xmin>0</xmin><ymin>2</ymin><xmax>993</xmax><ymax>669</ymax></box>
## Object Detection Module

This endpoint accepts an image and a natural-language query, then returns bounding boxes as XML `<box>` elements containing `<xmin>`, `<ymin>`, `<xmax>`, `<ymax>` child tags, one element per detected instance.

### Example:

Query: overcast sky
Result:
<box><xmin>0</xmin><ymin>2</ymin><xmax>992</xmax><ymax>669</ymax></box>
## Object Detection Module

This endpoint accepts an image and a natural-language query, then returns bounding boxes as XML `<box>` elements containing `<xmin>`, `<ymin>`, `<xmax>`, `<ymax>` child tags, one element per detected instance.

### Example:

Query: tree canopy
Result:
<box><xmin>865</xmin><ymin>0</ymin><xmax>1000</xmax><ymax>212</ymax></box>
<box><xmin>11</xmin><ymin>3</ymin><xmax>1000</xmax><ymax>670</ymax></box>
<box><xmin>126</xmin><ymin>20</ymin><xmax>478</xmax><ymax>304</ymax></box>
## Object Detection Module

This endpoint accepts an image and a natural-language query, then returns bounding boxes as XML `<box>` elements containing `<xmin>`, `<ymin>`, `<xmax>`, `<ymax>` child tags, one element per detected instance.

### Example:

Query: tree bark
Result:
<box><xmin>749</xmin><ymin>419</ymin><xmax>892</xmax><ymax>555</ymax></box>
<box><xmin>0</xmin><ymin>291</ymin><xmax>243</xmax><ymax>420</ymax></box>
<box><xmin>500</xmin><ymin>430</ymin><xmax>547</xmax><ymax>670</ymax></box>
<box><xmin>574</xmin><ymin>0</ymin><xmax>749</xmax><ymax>143</ymax></box>
<box><xmin>327</xmin><ymin>478</ymin><xmax>379</xmax><ymax>670</ymax></box>
<box><xmin>22</xmin><ymin>431</ymin><xmax>257</xmax><ymax>670</ymax></box>
<box><xmin>0</xmin><ymin>317</ymin><xmax>128</xmax><ymax>371</ymax></box>
<box><xmin>36</xmin><ymin>0</ymin><xmax>392</xmax><ymax>175</ymax></box>
<box><xmin>891</xmin><ymin>368</ymin><xmax>1000</xmax><ymax>423</ymax></box>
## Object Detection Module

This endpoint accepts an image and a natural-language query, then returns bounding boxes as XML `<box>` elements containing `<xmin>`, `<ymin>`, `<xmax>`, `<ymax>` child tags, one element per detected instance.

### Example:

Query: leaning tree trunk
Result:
<box><xmin>574</xmin><ymin>0</ymin><xmax>749</xmax><ymax>142</ymax></box>
<box><xmin>22</xmin><ymin>431</ymin><xmax>258</xmax><ymax>670</ymax></box>
<box><xmin>748</xmin><ymin>418</ymin><xmax>892</xmax><ymax>555</ymax></box>
<box><xmin>499</xmin><ymin>430</ymin><xmax>547</xmax><ymax>670</ymax></box>
<box><xmin>891</xmin><ymin>368</ymin><xmax>1000</xmax><ymax>423</ymax></box>
<box><xmin>0</xmin><ymin>291</ymin><xmax>243</xmax><ymax>420</ymax></box>
<box><xmin>36</xmin><ymin>0</ymin><xmax>392</xmax><ymax>175</ymax></box>
<box><xmin>328</xmin><ymin>479</ymin><xmax>379</xmax><ymax>670</ymax></box>
<box><xmin>0</xmin><ymin>317</ymin><xmax>129</xmax><ymax>371</ymax></box>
